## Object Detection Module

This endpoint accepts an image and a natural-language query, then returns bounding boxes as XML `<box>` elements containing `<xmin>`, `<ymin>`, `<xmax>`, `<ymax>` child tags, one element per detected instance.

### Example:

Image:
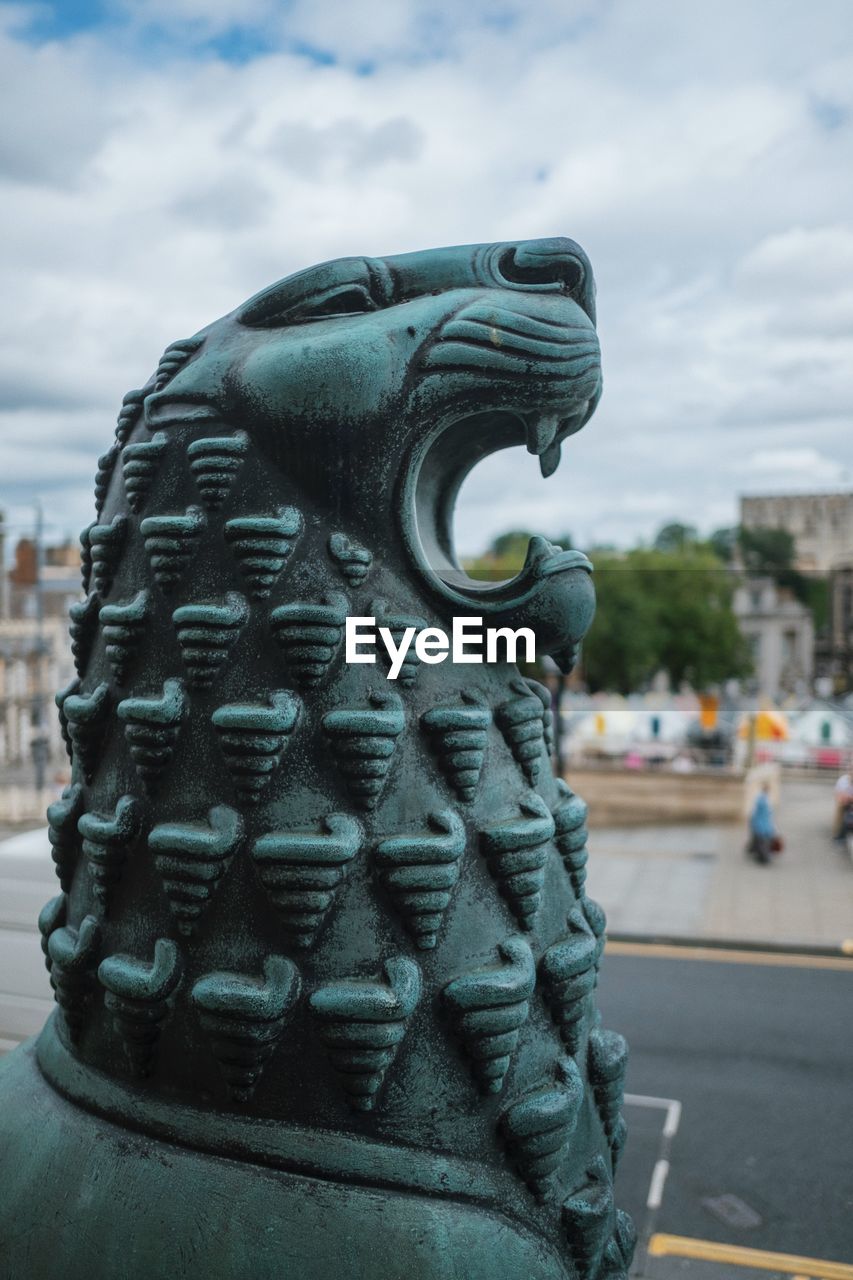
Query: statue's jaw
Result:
<box><xmin>398</xmin><ymin>403</ymin><xmax>596</xmax><ymax>664</ymax></box>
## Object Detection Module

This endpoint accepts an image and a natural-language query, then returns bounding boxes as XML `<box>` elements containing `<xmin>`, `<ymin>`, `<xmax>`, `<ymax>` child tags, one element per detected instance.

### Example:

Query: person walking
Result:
<box><xmin>833</xmin><ymin>766</ymin><xmax>853</xmax><ymax>841</ymax></box>
<box><xmin>749</xmin><ymin>780</ymin><xmax>777</xmax><ymax>865</ymax></box>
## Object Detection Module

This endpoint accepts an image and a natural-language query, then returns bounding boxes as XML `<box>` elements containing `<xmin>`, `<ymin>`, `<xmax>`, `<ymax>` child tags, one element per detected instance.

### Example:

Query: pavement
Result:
<box><xmin>0</xmin><ymin>825</ymin><xmax>54</xmax><ymax>1051</ymax></box>
<box><xmin>584</xmin><ymin>776</ymin><xmax>853</xmax><ymax>950</ymax></box>
<box><xmin>598</xmin><ymin>945</ymin><xmax>853</xmax><ymax>1277</ymax></box>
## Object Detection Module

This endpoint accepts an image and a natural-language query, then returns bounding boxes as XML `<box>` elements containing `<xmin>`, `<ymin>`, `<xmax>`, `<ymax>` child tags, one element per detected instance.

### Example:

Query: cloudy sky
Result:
<box><xmin>1</xmin><ymin>0</ymin><xmax>851</xmax><ymax>557</ymax></box>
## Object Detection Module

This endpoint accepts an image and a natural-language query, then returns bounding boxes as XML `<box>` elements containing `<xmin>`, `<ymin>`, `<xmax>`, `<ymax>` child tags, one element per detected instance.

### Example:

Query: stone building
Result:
<box><xmin>828</xmin><ymin>561</ymin><xmax>853</xmax><ymax>691</ymax></box>
<box><xmin>8</xmin><ymin>537</ymin><xmax>80</xmax><ymax>620</ymax></box>
<box><xmin>740</xmin><ymin>492</ymin><xmax>853</xmax><ymax>575</ymax></box>
<box><xmin>0</xmin><ymin>514</ymin><xmax>7</xmax><ymax>621</ymax></box>
<box><xmin>733</xmin><ymin>576</ymin><xmax>815</xmax><ymax>700</ymax></box>
<box><xmin>0</xmin><ymin>617</ymin><xmax>73</xmax><ymax>769</ymax></box>
<box><xmin>0</xmin><ymin>534</ymin><xmax>79</xmax><ymax>774</ymax></box>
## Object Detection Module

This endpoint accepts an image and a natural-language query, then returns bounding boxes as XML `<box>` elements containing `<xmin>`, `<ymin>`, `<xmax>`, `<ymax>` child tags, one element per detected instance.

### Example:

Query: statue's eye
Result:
<box><xmin>240</xmin><ymin>281</ymin><xmax>377</xmax><ymax>328</ymax></box>
<box><xmin>301</xmin><ymin>286</ymin><xmax>377</xmax><ymax>320</ymax></box>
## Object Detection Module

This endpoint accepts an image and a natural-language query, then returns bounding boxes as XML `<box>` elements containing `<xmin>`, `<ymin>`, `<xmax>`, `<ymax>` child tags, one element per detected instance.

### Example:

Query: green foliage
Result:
<box><xmin>582</xmin><ymin>546</ymin><xmax>752</xmax><ymax>693</ymax></box>
<box><xmin>798</xmin><ymin>575</ymin><xmax>830</xmax><ymax>631</ymax></box>
<box><xmin>487</xmin><ymin>529</ymin><xmax>571</xmax><ymax>561</ymax></box>
<box><xmin>467</xmin><ymin>520</ymin><xmax>828</xmax><ymax>693</ymax></box>
<box><xmin>466</xmin><ymin>530</ymin><xmax>572</xmax><ymax>582</ymax></box>
<box><xmin>487</xmin><ymin>529</ymin><xmax>537</xmax><ymax>561</ymax></box>
<box><xmin>737</xmin><ymin>525</ymin><xmax>796</xmax><ymax>576</ymax></box>
<box><xmin>737</xmin><ymin>524</ymin><xmax>827</xmax><ymax>620</ymax></box>
<box><xmin>653</xmin><ymin>522</ymin><xmax>699</xmax><ymax>553</ymax></box>
<box><xmin>708</xmin><ymin>526</ymin><xmax>738</xmax><ymax>562</ymax></box>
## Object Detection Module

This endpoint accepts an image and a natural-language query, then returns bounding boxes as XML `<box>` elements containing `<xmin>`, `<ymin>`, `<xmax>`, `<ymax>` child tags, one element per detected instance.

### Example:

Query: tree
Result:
<box><xmin>653</xmin><ymin>522</ymin><xmax>699</xmax><ymax>553</ymax></box>
<box><xmin>737</xmin><ymin>525</ymin><xmax>796</xmax><ymax>577</ymax></box>
<box><xmin>582</xmin><ymin>546</ymin><xmax>751</xmax><ymax>693</ymax></box>
<box><xmin>488</xmin><ymin>529</ymin><xmax>537</xmax><ymax>561</ymax></box>
<box><xmin>465</xmin><ymin>527</ymin><xmax>752</xmax><ymax>693</ymax></box>
<box><xmin>737</xmin><ymin>524</ymin><xmax>825</xmax><ymax>617</ymax></box>
<box><xmin>708</xmin><ymin>526</ymin><xmax>738</xmax><ymax>563</ymax></box>
<box><xmin>465</xmin><ymin>530</ymin><xmax>573</xmax><ymax>582</ymax></box>
<box><xmin>487</xmin><ymin>529</ymin><xmax>572</xmax><ymax>561</ymax></box>
<box><xmin>578</xmin><ymin>553</ymin><xmax>661</xmax><ymax>693</ymax></box>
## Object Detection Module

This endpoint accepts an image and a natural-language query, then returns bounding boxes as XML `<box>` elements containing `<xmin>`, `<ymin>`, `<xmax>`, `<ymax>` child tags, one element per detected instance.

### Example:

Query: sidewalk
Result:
<box><xmin>583</xmin><ymin>776</ymin><xmax>853</xmax><ymax>950</ymax></box>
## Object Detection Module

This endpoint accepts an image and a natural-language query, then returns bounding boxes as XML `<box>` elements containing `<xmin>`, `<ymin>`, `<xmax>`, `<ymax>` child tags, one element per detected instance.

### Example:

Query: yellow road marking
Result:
<box><xmin>648</xmin><ymin>1233</ymin><xmax>853</xmax><ymax>1278</ymax></box>
<box><xmin>606</xmin><ymin>940</ymin><xmax>853</xmax><ymax>971</ymax></box>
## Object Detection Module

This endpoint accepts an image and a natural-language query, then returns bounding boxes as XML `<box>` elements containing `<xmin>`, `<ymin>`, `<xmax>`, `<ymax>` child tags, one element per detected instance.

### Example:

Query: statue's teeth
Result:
<box><xmin>421</xmin><ymin>692</ymin><xmax>491</xmax><ymax>802</ymax></box>
<box><xmin>328</xmin><ymin>532</ymin><xmax>372</xmax><ymax>587</ymax></box>
<box><xmin>526</xmin><ymin>415</ymin><xmax>560</xmax><ymax>456</ymax></box>
<box><xmin>588</xmin><ymin>1027</ymin><xmax>628</xmax><ymax>1143</ymax></box>
<box><xmin>539</xmin><ymin>440</ymin><xmax>562</xmax><ymax>478</ymax></box>
<box><xmin>553</xmin><ymin>780</ymin><xmax>590</xmax><ymax>897</ymax></box>
<box><xmin>540</xmin><ymin>915</ymin><xmax>599</xmax><ymax>1053</ymax></box>
<box><xmin>88</xmin><ymin>514</ymin><xmax>128</xmax><ymax>597</ymax></box>
<box><xmin>61</xmin><ymin>681</ymin><xmax>111</xmax><ymax>783</ymax></box>
<box><xmin>561</xmin><ymin>1155</ymin><xmax>616</xmax><ymax>1264</ymax></box>
<box><xmin>68</xmin><ymin>592</ymin><xmax>101</xmax><ymax>679</ymax></box>
<box><xmin>371</xmin><ymin>599</ymin><xmax>426</xmax><ymax>686</ymax></box>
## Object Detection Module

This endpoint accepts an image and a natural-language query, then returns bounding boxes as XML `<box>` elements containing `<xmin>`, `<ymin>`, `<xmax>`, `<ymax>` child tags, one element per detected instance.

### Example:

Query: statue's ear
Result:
<box><xmin>238</xmin><ymin>258</ymin><xmax>378</xmax><ymax>328</ymax></box>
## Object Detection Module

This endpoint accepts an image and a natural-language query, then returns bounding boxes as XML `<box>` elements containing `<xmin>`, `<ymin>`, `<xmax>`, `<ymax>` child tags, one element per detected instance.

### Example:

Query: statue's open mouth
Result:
<box><xmin>403</xmin><ymin>403</ymin><xmax>595</xmax><ymax>615</ymax></box>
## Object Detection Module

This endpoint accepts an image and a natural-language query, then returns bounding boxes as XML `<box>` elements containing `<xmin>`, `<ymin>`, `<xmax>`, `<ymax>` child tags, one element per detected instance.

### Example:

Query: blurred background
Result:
<box><xmin>0</xmin><ymin>1</ymin><xmax>851</xmax><ymax>1271</ymax></box>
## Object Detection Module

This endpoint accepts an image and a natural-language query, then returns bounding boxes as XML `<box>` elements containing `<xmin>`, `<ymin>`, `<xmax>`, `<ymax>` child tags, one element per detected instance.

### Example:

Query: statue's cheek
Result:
<box><xmin>235</xmin><ymin>328</ymin><xmax>405</xmax><ymax>427</ymax></box>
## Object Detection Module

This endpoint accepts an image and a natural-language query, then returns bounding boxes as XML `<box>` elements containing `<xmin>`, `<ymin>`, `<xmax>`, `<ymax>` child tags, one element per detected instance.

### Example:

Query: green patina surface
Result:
<box><xmin>0</xmin><ymin>238</ymin><xmax>634</xmax><ymax>1279</ymax></box>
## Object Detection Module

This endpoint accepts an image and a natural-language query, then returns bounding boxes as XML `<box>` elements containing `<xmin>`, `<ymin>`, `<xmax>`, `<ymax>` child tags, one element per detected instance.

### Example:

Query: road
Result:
<box><xmin>598</xmin><ymin>946</ymin><xmax>853</xmax><ymax>1276</ymax></box>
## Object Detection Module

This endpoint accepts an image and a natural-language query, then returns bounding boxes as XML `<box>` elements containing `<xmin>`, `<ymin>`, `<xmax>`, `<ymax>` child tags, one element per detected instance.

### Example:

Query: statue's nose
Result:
<box><xmin>491</xmin><ymin>238</ymin><xmax>595</xmax><ymax>323</ymax></box>
<box><xmin>384</xmin><ymin>236</ymin><xmax>595</xmax><ymax>324</ymax></box>
<box><xmin>499</xmin><ymin>238</ymin><xmax>587</xmax><ymax>290</ymax></box>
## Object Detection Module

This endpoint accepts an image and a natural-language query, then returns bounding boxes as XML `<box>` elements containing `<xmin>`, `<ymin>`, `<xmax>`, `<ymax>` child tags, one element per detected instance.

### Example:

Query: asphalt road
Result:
<box><xmin>597</xmin><ymin>948</ymin><xmax>853</xmax><ymax>1274</ymax></box>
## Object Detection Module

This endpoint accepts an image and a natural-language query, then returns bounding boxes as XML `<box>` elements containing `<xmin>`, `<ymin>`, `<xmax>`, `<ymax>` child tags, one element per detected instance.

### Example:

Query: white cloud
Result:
<box><xmin>0</xmin><ymin>0</ymin><xmax>851</xmax><ymax>556</ymax></box>
<box><xmin>738</xmin><ymin>448</ymin><xmax>849</xmax><ymax>488</ymax></box>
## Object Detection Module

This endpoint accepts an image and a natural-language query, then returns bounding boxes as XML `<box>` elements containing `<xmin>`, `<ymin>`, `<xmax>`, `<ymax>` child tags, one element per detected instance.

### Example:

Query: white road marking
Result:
<box><xmin>647</xmin><ymin>1158</ymin><xmax>670</xmax><ymax>1210</ymax></box>
<box><xmin>623</xmin><ymin>1092</ymin><xmax>684</xmax><ymax>1273</ymax></box>
<box><xmin>624</xmin><ymin>1091</ymin><xmax>682</xmax><ymax>1139</ymax></box>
